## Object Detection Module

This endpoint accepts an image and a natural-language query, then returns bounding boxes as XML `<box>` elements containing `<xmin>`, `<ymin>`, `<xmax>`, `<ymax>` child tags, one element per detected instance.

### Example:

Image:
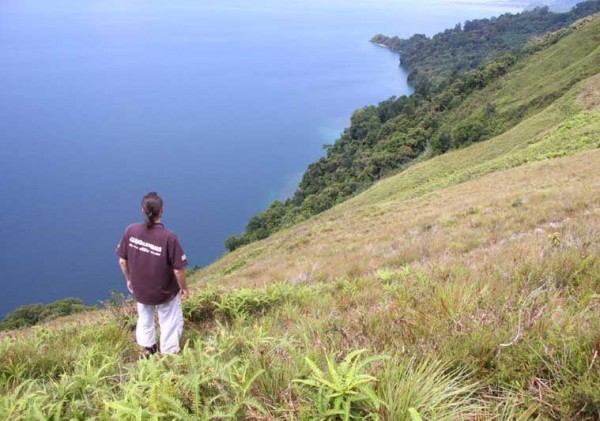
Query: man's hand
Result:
<box><xmin>119</xmin><ymin>258</ymin><xmax>133</xmax><ymax>294</ymax></box>
<box><xmin>174</xmin><ymin>268</ymin><xmax>188</xmax><ymax>301</ymax></box>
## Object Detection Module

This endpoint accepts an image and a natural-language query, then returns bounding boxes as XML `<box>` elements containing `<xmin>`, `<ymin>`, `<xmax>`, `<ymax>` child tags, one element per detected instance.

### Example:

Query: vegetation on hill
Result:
<box><xmin>208</xmin><ymin>70</ymin><xmax>600</xmax><ymax>290</ymax></box>
<box><xmin>1</xmin><ymin>9</ymin><xmax>599</xmax><ymax>420</ymax></box>
<box><xmin>0</xmin><ymin>298</ymin><xmax>95</xmax><ymax>331</ymax></box>
<box><xmin>371</xmin><ymin>0</ymin><xmax>600</xmax><ymax>90</ymax></box>
<box><xmin>1</xmin><ymin>95</ymin><xmax>598</xmax><ymax>418</ymax></box>
<box><xmin>225</xmin><ymin>8</ymin><xmax>600</xmax><ymax>252</ymax></box>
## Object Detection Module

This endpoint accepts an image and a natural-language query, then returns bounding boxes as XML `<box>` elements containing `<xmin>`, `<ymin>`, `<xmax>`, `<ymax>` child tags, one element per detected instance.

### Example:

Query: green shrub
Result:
<box><xmin>294</xmin><ymin>349</ymin><xmax>387</xmax><ymax>420</ymax></box>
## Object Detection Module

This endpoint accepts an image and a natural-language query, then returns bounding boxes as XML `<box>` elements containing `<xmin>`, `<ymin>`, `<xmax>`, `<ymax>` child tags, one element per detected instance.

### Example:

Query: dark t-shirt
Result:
<box><xmin>116</xmin><ymin>223</ymin><xmax>188</xmax><ymax>305</ymax></box>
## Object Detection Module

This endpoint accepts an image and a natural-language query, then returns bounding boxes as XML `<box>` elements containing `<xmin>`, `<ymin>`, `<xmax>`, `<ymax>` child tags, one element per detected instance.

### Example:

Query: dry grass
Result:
<box><xmin>196</xmin><ymin>148</ymin><xmax>600</xmax><ymax>292</ymax></box>
<box><xmin>578</xmin><ymin>72</ymin><xmax>600</xmax><ymax>110</ymax></box>
<box><xmin>195</xmin><ymin>68</ymin><xmax>600</xmax><ymax>291</ymax></box>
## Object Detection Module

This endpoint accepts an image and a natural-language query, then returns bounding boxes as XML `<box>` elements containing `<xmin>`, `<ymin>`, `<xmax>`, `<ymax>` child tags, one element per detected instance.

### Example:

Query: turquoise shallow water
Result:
<box><xmin>0</xmin><ymin>0</ymin><xmax>523</xmax><ymax>316</ymax></box>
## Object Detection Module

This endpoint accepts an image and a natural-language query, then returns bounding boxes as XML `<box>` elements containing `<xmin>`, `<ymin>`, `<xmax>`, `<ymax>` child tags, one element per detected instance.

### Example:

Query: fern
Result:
<box><xmin>294</xmin><ymin>349</ymin><xmax>388</xmax><ymax>420</ymax></box>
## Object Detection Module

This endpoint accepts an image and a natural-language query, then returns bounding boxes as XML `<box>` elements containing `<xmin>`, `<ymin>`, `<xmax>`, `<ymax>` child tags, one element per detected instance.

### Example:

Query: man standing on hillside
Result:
<box><xmin>116</xmin><ymin>192</ymin><xmax>189</xmax><ymax>357</ymax></box>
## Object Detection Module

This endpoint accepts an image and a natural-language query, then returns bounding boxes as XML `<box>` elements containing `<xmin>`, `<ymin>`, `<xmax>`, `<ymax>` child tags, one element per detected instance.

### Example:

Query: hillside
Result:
<box><xmin>1</xmin><ymin>13</ymin><xmax>600</xmax><ymax>421</ymax></box>
<box><xmin>225</xmin><ymin>4</ymin><xmax>600</xmax><ymax>252</ymax></box>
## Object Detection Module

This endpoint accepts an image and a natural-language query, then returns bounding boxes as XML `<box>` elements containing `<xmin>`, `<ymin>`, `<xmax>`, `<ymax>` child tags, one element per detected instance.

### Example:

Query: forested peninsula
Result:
<box><xmin>224</xmin><ymin>1</ymin><xmax>600</xmax><ymax>252</ymax></box>
<box><xmin>371</xmin><ymin>1</ymin><xmax>600</xmax><ymax>90</ymax></box>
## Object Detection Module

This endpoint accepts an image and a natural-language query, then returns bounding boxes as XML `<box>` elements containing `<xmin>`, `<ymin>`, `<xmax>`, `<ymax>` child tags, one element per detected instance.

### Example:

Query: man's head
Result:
<box><xmin>141</xmin><ymin>192</ymin><xmax>163</xmax><ymax>228</ymax></box>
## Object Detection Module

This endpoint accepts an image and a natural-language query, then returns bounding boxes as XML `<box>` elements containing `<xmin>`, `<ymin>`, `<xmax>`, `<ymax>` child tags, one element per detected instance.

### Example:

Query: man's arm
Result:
<box><xmin>174</xmin><ymin>268</ymin><xmax>189</xmax><ymax>300</ymax></box>
<box><xmin>119</xmin><ymin>258</ymin><xmax>134</xmax><ymax>294</ymax></box>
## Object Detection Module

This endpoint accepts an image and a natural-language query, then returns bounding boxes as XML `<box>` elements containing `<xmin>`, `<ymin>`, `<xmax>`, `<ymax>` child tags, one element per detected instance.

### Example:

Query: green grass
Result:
<box><xmin>2</xmin><ymin>237</ymin><xmax>599</xmax><ymax>418</ymax></box>
<box><xmin>439</xmin><ymin>14</ymin><xmax>600</xmax><ymax>143</ymax></box>
<box><xmin>346</xmin><ymin>99</ymin><xmax>599</xmax><ymax>209</ymax></box>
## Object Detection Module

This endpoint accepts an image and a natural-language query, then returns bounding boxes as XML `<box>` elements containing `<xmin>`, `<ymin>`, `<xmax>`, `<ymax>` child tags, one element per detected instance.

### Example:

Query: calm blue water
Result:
<box><xmin>0</xmin><ymin>0</ymin><xmax>524</xmax><ymax>317</ymax></box>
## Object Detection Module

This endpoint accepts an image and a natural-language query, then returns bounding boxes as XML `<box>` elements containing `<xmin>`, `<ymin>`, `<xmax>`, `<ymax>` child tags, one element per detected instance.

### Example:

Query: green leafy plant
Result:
<box><xmin>182</xmin><ymin>286</ymin><xmax>221</xmax><ymax>322</ymax></box>
<box><xmin>375</xmin><ymin>268</ymin><xmax>396</xmax><ymax>283</ymax></box>
<box><xmin>408</xmin><ymin>407</ymin><xmax>423</xmax><ymax>421</ymax></box>
<box><xmin>103</xmin><ymin>290</ymin><xmax>136</xmax><ymax>329</ymax></box>
<box><xmin>294</xmin><ymin>349</ymin><xmax>387</xmax><ymax>420</ymax></box>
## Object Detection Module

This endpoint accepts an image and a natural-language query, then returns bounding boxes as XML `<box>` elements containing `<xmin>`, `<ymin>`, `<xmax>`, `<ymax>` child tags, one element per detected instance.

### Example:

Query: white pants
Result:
<box><xmin>136</xmin><ymin>293</ymin><xmax>183</xmax><ymax>354</ymax></box>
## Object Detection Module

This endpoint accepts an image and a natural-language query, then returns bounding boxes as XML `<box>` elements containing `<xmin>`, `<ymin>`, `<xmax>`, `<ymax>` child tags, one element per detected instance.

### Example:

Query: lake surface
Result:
<box><xmin>0</xmin><ymin>0</ymin><xmax>525</xmax><ymax>317</ymax></box>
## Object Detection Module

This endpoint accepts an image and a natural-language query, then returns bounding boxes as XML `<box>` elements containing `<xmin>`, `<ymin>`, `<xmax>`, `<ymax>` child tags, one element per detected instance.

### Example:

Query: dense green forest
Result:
<box><xmin>371</xmin><ymin>1</ymin><xmax>600</xmax><ymax>91</ymax></box>
<box><xmin>225</xmin><ymin>2</ymin><xmax>600</xmax><ymax>252</ymax></box>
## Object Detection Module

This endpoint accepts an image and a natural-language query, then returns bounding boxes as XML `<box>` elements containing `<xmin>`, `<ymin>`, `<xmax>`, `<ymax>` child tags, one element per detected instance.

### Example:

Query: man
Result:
<box><xmin>116</xmin><ymin>192</ymin><xmax>189</xmax><ymax>356</ymax></box>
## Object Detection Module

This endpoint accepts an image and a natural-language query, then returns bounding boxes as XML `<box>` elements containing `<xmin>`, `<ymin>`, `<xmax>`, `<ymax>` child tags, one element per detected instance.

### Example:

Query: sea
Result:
<box><xmin>0</xmin><ymin>0</ymin><xmax>526</xmax><ymax>317</ymax></box>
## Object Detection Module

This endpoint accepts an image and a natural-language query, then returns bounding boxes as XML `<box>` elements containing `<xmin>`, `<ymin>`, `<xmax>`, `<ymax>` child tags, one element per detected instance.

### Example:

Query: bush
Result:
<box><xmin>0</xmin><ymin>298</ymin><xmax>95</xmax><ymax>331</ymax></box>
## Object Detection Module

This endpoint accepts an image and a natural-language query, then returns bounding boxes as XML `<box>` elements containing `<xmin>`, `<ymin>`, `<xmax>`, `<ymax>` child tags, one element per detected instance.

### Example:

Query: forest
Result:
<box><xmin>371</xmin><ymin>1</ymin><xmax>600</xmax><ymax>91</ymax></box>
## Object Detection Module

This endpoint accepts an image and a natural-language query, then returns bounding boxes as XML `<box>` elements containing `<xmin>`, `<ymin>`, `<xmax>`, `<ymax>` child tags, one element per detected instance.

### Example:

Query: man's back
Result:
<box><xmin>116</xmin><ymin>222</ymin><xmax>187</xmax><ymax>305</ymax></box>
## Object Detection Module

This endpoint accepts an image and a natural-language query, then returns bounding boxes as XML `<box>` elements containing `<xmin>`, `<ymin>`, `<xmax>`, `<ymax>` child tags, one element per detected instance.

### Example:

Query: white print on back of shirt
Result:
<box><xmin>128</xmin><ymin>237</ymin><xmax>162</xmax><ymax>257</ymax></box>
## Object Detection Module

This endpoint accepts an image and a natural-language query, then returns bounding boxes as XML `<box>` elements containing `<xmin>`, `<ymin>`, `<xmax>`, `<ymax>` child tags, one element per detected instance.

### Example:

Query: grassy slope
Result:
<box><xmin>442</xmin><ymin>12</ymin><xmax>600</xmax><ymax>135</ymax></box>
<box><xmin>1</xmin><ymin>15</ymin><xmax>600</xmax><ymax>420</ymax></box>
<box><xmin>202</xmin><ymin>16</ymin><xmax>600</xmax><ymax>288</ymax></box>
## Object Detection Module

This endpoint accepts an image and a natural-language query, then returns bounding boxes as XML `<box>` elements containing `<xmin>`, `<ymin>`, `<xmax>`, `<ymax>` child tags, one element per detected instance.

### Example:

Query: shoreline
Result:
<box><xmin>370</xmin><ymin>41</ymin><xmax>394</xmax><ymax>50</ymax></box>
